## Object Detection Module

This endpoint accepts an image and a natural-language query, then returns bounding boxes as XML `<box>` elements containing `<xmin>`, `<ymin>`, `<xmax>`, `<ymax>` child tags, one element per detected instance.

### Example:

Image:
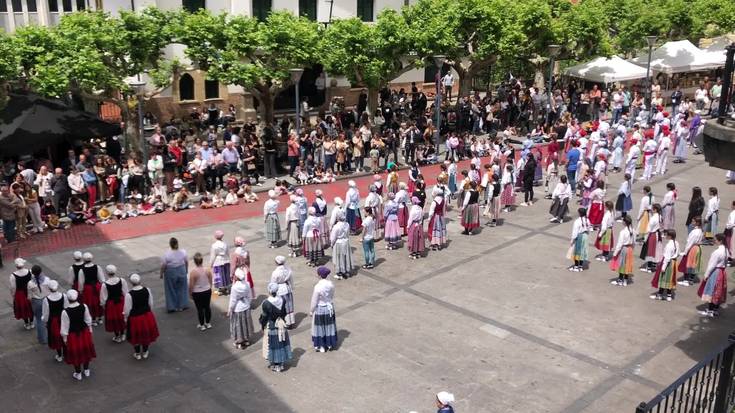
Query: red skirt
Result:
<box><xmin>82</xmin><ymin>283</ymin><xmax>103</xmax><ymax>318</ymax></box>
<box><xmin>407</xmin><ymin>223</ymin><xmax>425</xmax><ymax>254</ymax></box>
<box><xmin>104</xmin><ymin>300</ymin><xmax>126</xmax><ymax>332</ymax></box>
<box><xmin>13</xmin><ymin>290</ymin><xmax>33</xmax><ymax>320</ymax></box>
<box><xmin>588</xmin><ymin>202</ymin><xmax>604</xmax><ymax>226</ymax></box>
<box><xmin>64</xmin><ymin>329</ymin><xmax>96</xmax><ymax>365</ymax></box>
<box><xmin>48</xmin><ymin>317</ymin><xmax>64</xmax><ymax>351</ymax></box>
<box><xmin>127</xmin><ymin>311</ymin><xmax>159</xmax><ymax>346</ymax></box>
<box><xmin>698</xmin><ymin>268</ymin><xmax>728</xmax><ymax>305</ymax></box>
<box><xmin>398</xmin><ymin>206</ymin><xmax>408</xmax><ymax>234</ymax></box>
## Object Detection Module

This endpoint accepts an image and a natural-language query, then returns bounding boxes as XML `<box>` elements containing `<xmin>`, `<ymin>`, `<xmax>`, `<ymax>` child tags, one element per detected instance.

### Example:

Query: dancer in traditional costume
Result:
<box><xmin>428</xmin><ymin>187</ymin><xmax>448</xmax><ymax>250</ymax></box>
<box><xmin>61</xmin><ymin>290</ymin><xmax>95</xmax><ymax>380</ymax></box>
<box><xmin>330</xmin><ymin>211</ymin><xmax>353</xmax><ymax>279</ymax></box>
<box><xmin>364</xmin><ymin>185</ymin><xmax>383</xmax><ymax>240</ymax></box>
<box><xmin>615</xmin><ymin>173</ymin><xmax>633</xmax><ymax>221</ymax></box>
<box><xmin>447</xmin><ymin>160</ymin><xmax>458</xmax><ymax>198</ymax></box>
<box><xmin>610</xmin><ymin>216</ymin><xmax>635</xmax><ymax>286</ymax></box>
<box><xmin>407</xmin><ymin>196</ymin><xmax>426</xmax><ymax>259</ymax></box>
<box><xmin>484</xmin><ymin>173</ymin><xmax>502</xmax><ymax>227</ymax></box>
<box><xmin>42</xmin><ymin>280</ymin><xmax>67</xmax><ymax>362</ymax></box>
<box><xmin>67</xmin><ymin>251</ymin><xmax>84</xmax><ymax>292</ymax></box>
<box><xmin>436</xmin><ymin>391</ymin><xmax>456</xmax><ymax>413</ymax></box>
<box><xmin>124</xmin><ymin>274</ymin><xmax>159</xmax><ymax>360</ymax></box>
<box><xmin>587</xmin><ymin>180</ymin><xmax>606</xmax><ymax>228</ymax></box>
<box><xmin>260</xmin><ymin>283</ymin><xmax>292</xmax><ymax>372</ymax></box>
<box><xmin>641</xmin><ymin>135</ymin><xmax>657</xmax><ymax>181</ymax></box>
<box><xmin>384</xmin><ymin>193</ymin><xmax>401</xmax><ymax>250</ymax></box>
<box><xmin>640</xmin><ymin>203</ymin><xmax>663</xmax><ymax>273</ymax></box>
<box><xmin>677</xmin><ymin>217</ymin><xmax>703</xmax><ymax>286</ymax></box>
<box><xmin>595</xmin><ymin>201</ymin><xmax>615</xmax><ymax>261</ymax></box>
<box><xmin>302</xmin><ymin>207</ymin><xmax>324</xmax><ymax>267</ymax></box>
<box><xmin>345</xmin><ymin>180</ymin><xmax>362</xmax><ymax>235</ymax></box>
<box><xmin>386</xmin><ymin>165</ymin><xmax>399</xmax><ymax>195</ymax></box>
<box><xmin>661</xmin><ymin>183</ymin><xmax>677</xmax><ymax>231</ymax></box>
<box><xmin>726</xmin><ymin>201</ymin><xmax>735</xmax><ymax>266</ymax></box>
<box><xmin>636</xmin><ymin>186</ymin><xmax>654</xmax><ymax>242</ymax></box>
<box><xmin>209</xmin><ymin>230</ymin><xmax>231</xmax><ymax>295</ymax></box>
<box><xmin>313</xmin><ymin>189</ymin><xmax>331</xmax><ymax>247</ymax></box>
<box><xmin>650</xmin><ymin>230</ymin><xmax>680</xmax><ymax>301</ymax></box>
<box><xmin>697</xmin><ymin>234</ymin><xmax>728</xmax><ymax>317</ymax></box>
<box><xmin>100</xmin><ymin>265</ymin><xmax>128</xmax><ymax>343</ymax></box>
<box><xmin>569</xmin><ymin>208</ymin><xmax>591</xmax><ymax>272</ymax></box>
<box><xmin>395</xmin><ymin>182</ymin><xmax>410</xmax><ymax>236</ymax></box>
<box><xmin>704</xmin><ymin>187</ymin><xmax>720</xmax><ymax>244</ymax></box>
<box><xmin>500</xmin><ymin>164</ymin><xmax>515</xmax><ymax>212</ymax></box>
<box><xmin>361</xmin><ymin>207</ymin><xmax>376</xmax><ymax>269</ymax></box>
<box><xmin>294</xmin><ymin>188</ymin><xmax>308</xmax><ymax>231</ymax></box>
<box><xmin>330</xmin><ymin>197</ymin><xmax>345</xmax><ymax>229</ymax></box>
<box><xmin>549</xmin><ymin>175</ymin><xmax>572</xmax><ymax>223</ymax></box>
<box><xmin>75</xmin><ymin>253</ymin><xmax>104</xmax><ymax>325</ymax></box>
<box><xmin>230</xmin><ymin>237</ymin><xmax>254</xmax><ymax>298</ymax></box>
<box><xmin>310</xmin><ymin>266</ymin><xmax>337</xmax><ymax>352</ymax></box>
<box><xmin>373</xmin><ymin>174</ymin><xmax>384</xmax><ymax>197</ymax></box>
<box><xmin>460</xmin><ymin>182</ymin><xmax>481</xmax><ymax>235</ymax></box>
<box><xmin>625</xmin><ymin>138</ymin><xmax>641</xmax><ymax>183</ymax></box>
<box><xmin>263</xmin><ymin>190</ymin><xmax>281</xmax><ymax>248</ymax></box>
<box><xmin>285</xmin><ymin>196</ymin><xmax>302</xmax><ymax>257</ymax></box>
<box><xmin>9</xmin><ymin>258</ymin><xmax>33</xmax><ymax>329</ymax></box>
<box><xmin>228</xmin><ymin>268</ymin><xmax>254</xmax><ymax>349</ymax></box>
<box><xmin>270</xmin><ymin>256</ymin><xmax>295</xmax><ymax>327</ymax></box>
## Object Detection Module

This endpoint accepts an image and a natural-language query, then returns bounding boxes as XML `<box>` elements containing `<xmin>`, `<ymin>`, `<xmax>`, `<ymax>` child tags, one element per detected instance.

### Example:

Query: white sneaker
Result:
<box><xmin>198</xmin><ymin>325</ymin><xmax>206</xmax><ymax>331</ymax></box>
<box><xmin>120</xmin><ymin>334</ymin><xmax>126</xmax><ymax>342</ymax></box>
<box><xmin>610</xmin><ymin>280</ymin><xmax>621</xmax><ymax>285</ymax></box>
<box><xmin>698</xmin><ymin>310</ymin><xmax>713</xmax><ymax>317</ymax></box>
<box><xmin>134</xmin><ymin>353</ymin><xmax>142</xmax><ymax>360</ymax></box>
<box><xmin>205</xmin><ymin>323</ymin><xmax>212</xmax><ymax>329</ymax></box>
<box><xmin>520</xmin><ymin>202</ymin><xmax>528</xmax><ymax>207</ymax></box>
<box><xmin>677</xmin><ymin>280</ymin><xmax>690</xmax><ymax>286</ymax></box>
<box><xmin>142</xmin><ymin>351</ymin><xmax>149</xmax><ymax>359</ymax></box>
<box><xmin>665</xmin><ymin>295</ymin><xmax>673</xmax><ymax>302</ymax></box>
<box><xmin>72</xmin><ymin>372</ymin><xmax>82</xmax><ymax>381</ymax></box>
<box><xmin>318</xmin><ymin>347</ymin><xmax>326</xmax><ymax>353</ymax></box>
<box><xmin>83</xmin><ymin>369</ymin><xmax>90</xmax><ymax>377</ymax></box>
<box><xmin>55</xmin><ymin>354</ymin><xmax>64</xmax><ymax>362</ymax></box>
<box><xmin>649</xmin><ymin>293</ymin><xmax>660</xmax><ymax>300</ymax></box>
<box><xmin>622</xmin><ymin>280</ymin><xmax>629</xmax><ymax>287</ymax></box>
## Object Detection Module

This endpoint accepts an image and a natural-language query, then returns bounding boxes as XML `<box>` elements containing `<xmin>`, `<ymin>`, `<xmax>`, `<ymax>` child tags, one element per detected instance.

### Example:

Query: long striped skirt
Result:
<box><xmin>317</xmin><ymin>216</ymin><xmax>331</xmax><ymax>246</ymax></box>
<box><xmin>213</xmin><ymin>263</ymin><xmax>232</xmax><ymax>289</ymax></box>
<box><xmin>678</xmin><ymin>245</ymin><xmax>702</xmax><ymax>275</ymax></box>
<box><xmin>698</xmin><ymin>268</ymin><xmax>728</xmax><ymax>305</ymax></box>
<box><xmin>332</xmin><ymin>239</ymin><xmax>353</xmax><ymax>274</ymax></box>
<box><xmin>346</xmin><ymin>208</ymin><xmax>362</xmax><ymax>232</ymax></box>
<box><xmin>461</xmin><ymin>204</ymin><xmax>481</xmax><ymax>230</ymax></box>
<box><xmin>64</xmin><ymin>329</ymin><xmax>96</xmax><ymax>366</ymax></box>
<box><xmin>500</xmin><ymin>183</ymin><xmax>515</xmax><ymax>207</ymax></box>
<box><xmin>704</xmin><ymin>212</ymin><xmax>719</xmax><ymax>238</ymax></box>
<box><xmin>374</xmin><ymin>203</ymin><xmax>385</xmax><ymax>231</ymax></box>
<box><xmin>637</xmin><ymin>211</ymin><xmax>650</xmax><ymax>236</ymax></box>
<box><xmin>407</xmin><ymin>222</ymin><xmax>425</xmax><ymax>254</ymax></box>
<box><xmin>662</xmin><ymin>205</ymin><xmax>675</xmax><ymax>230</ymax></box>
<box><xmin>384</xmin><ymin>218</ymin><xmax>401</xmax><ymax>243</ymax></box>
<box><xmin>127</xmin><ymin>311</ymin><xmax>159</xmax><ymax>346</ymax></box>
<box><xmin>13</xmin><ymin>290</ymin><xmax>32</xmax><ymax>320</ymax></box>
<box><xmin>303</xmin><ymin>236</ymin><xmax>324</xmax><ymax>262</ymax></box>
<box><xmin>428</xmin><ymin>215</ymin><xmax>447</xmax><ymax>246</ymax></box>
<box><xmin>311</xmin><ymin>304</ymin><xmax>337</xmax><ymax>349</ymax></box>
<box><xmin>47</xmin><ymin>316</ymin><xmax>63</xmax><ymax>351</ymax></box>
<box><xmin>595</xmin><ymin>228</ymin><xmax>614</xmax><ymax>252</ymax></box>
<box><xmin>651</xmin><ymin>259</ymin><xmax>677</xmax><ymax>290</ymax></box>
<box><xmin>612</xmin><ymin>245</ymin><xmax>634</xmax><ymax>275</ymax></box>
<box><xmin>82</xmin><ymin>283</ymin><xmax>103</xmax><ymax>319</ymax></box>
<box><xmin>281</xmin><ymin>292</ymin><xmax>295</xmax><ymax>326</ymax></box>
<box><xmin>104</xmin><ymin>299</ymin><xmax>126</xmax><ymax>332</ymax></box>
<box><xmin>573</xmin><ymin>233</ymin><xmax>589</xmax><ymax>262</ymax></box>
<box><xmin>640</xmin><ymin>232</ymin><xmax>659</xmax><ymax>261</ymax></box>
<box><xmin>265</xmin><ymin>326</ymin><xmax>292</xmax><ymax>364</ymax></box>
<box><xmin>286</xmin><ymin>220</ymin><xmax>302</xmax><ymax>249</ymax></box>
<box><xmin>265</xmin><ymin>213</ymin><xmax>281</xmax><ymax>243</ymax></box>
<box><xmin>229</xmin><ymin>309</ymin><xmax>254</xmax><ymax>343</ymax></box>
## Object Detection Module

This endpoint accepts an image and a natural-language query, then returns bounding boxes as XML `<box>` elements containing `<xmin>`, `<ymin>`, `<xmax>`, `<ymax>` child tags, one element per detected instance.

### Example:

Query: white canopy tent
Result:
<box><xmin>564</xmin><ymin>55</ymin><xmax>648</xmax><ymax>83</ymax></box>
<box><xmin>704</xmin><ymin>35</ymin><xmax>735</xmax><ymax>52</ymax></box>
<box><xmin>630</xmin><ymin>40</ymin><xmax>725</xmax><ymax>73</ymax></box>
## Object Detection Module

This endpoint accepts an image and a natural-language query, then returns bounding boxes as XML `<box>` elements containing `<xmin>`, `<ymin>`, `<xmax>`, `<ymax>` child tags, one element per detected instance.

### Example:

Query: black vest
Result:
<box><xmin>468</xmin><ymin>190</ymin><xmax>480</xmax><ymax>204</ymax></box>
<box><xmin>106</xmin><ymin>281</ymin><xmax>123</xmax><ymax>303</ymax></box>
<box><xmin>47</xmin><ymin>296</ymin><xmax>64</xmax><ymax>320</ymax></box>
<box><xmin>65</xmin><ymin>305</ymin><xmax>86</xmax><ymax>333</ymax></box>
<box><xmin>13</xmin><ymin>272</ymin><xmax>31</xmax><ymax>292</ymax></box>
<box><xmin>82</xmin><ymin>265</ymin><xmax>99</xmax><ymax>286</ymax></box>
<box><xmin>128</xmin><ymin>288</ymin><xmax>151</xmax><ymax>316</ymax></box>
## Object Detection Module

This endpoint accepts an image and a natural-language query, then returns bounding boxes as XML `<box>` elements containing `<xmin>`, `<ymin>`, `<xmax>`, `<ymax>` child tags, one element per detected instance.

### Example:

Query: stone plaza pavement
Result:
<box><xmin>0</xmin><ymin>153</ymin><xmax>733</xmax><ymax>412</ymax></box>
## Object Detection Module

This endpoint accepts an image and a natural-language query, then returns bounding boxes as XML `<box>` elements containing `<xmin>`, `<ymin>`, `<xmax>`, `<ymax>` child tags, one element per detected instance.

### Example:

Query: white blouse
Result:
<box><xmin>42</xmin><ymin>292</ymin><xmax>68</xmax><ymax>322</ymax></box>
<box><xmin>270</xmin><ymin>266</ymin><xmax>292</xmax><ymax>296</ymax></box>
<box><xmin>310</xmin><ymin>279</ymin><xmax>335</xmax><ymax>313</ymax></box>
<box><xmin>647</xmin><ymin>213</ymin><xmax>661</xmax><ymax>234</ymax></box>
<box><xmin>228</xmin><ymin>278</ymin><xmax>252</xmax><ymax>313</ymax></box>
<box><xmin>285</xmin><ymin>204</ymin><xmax>299</xmax><ymax>221</ymax></box>
<box><xmin>706</xmin><ymin>196</ymin><xmax>720</xmax><ymax>220</ymax></box>
<box><xmin>209</xmin><ymin>240</ymin><xmax>229</xmax><ymax>267</ymax></box>
<box><xmin>263</xmin><ymin>199</ymin><xmax>279</xmax><ymax>216</ymax></box>
<box><xmin>571</xmin><ymin>217</ymin><xmax>591</xmax><ymax>241</ymax></box>
<box><xmin>123</xmin><ymin>286</ymin><xmax>154</xmax><ymax>317</ymax></box>
<box><xmin>346</xmin><ymin>188</ymin><xmax>360</xmax><ymax>210</ymax></box>
<box><xmin>683</xmin><ymin>228</ymin><xmax>704</xmax><ymax>254</ymax></box>
<box><xmin>330</xmin><ymin>221</ymin><xmax>350</xmax><ymax>245</ymax></box>
<box><xmin>552</xmin><ymin>183</ymin><xmax>571</xmax><ymax>200</ymax></box>
<box><xmin>638</xmin><ymin>194</ymin><xmax>655</xmax><ymax>220</ymax></box>
<box><xmin>613</xmin><ymin>226</ymin><xmax>635</xmax><ymax>256</ymax></box>
<box><xmin>408</xmin><ymin>204</ymin><xmax>423</xmax><ymax>225</ymax></box>
<box><xmin>661</xmin><ymin>240</ymin><xmax>680</xmax><ymax>267</ymax></box>
<box><xmin>704</xmin><ymin>245</ymin><xmax>728</xmax><ymax>276</ymax></box>
<box><xmin>302</xmin><ymin>216</ymin><xmax>321</xmax><ymax>238</ymax></box>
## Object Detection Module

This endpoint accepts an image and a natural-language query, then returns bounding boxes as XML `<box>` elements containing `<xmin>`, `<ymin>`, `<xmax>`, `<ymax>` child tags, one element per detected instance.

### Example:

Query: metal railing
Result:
<box><xmin>636</xmin><ymin>332</ymin><xmax>735</xmax><ymax>413</ymax></box>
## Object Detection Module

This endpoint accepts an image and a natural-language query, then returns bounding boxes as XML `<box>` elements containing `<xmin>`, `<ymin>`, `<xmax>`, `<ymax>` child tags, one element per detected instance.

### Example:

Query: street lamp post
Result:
<box><xmin>127</xmin><ymin>78</ymin><xmax>147</xmax><ymax>161</ymax></box>
<box><xmin>289</xmin><ymin>68</ymin><xmax>305</xmax><ymax>136</ymax></box>
<box><xmin>433</xmin><ymin>55</ymin><xmax>446</xmax><ymax>150</ymax></box>
<box><xmin>644</xmin><ymin>35</ymin><xmax>658</xmax><ymax>124</ymax></box>
<box><xmin>547</xmin><ymin>45</ymin><xmax>561</xmax><ymax>123</ymax></box>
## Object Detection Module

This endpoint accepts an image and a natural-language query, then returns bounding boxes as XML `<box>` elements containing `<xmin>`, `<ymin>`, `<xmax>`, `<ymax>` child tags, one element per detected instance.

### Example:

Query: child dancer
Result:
<box><xmin>485</xmin><ymin>173</ymin><xmax>502</xmax><ymax>227</ymax></box>
<box><xmin>361</xmin><ymin>207</ymin><xmax>376</xmax><ymax>269</ymax></box>
<box><xmin>124</xmin><ymin>274</ymin><xmax>160</xmax><ymax>360</ymax></box>
<box><xmin>610</xmin><ymin>215</ymin><xmax>635</xmax><ymax>286</ymax></box>
<box><xmin>460</xmin><ymin>182</ymin><xmax>481</xmax><ymax>235</ymax></box>
<box><xmin>677</xmin><ymin>217</ymin><xmax>703</xmax><ymax>286</ymax></box>
<box><xmin>640</xmin><ymin>203</ymin><xmax>663</xmax><ymax>273</ymax></box>
<box><xmin>428</xmin><ymin>187</ymin><xmax>448</xmax><ymax>249</ymax></box>
<box><xmin>697</xmin><ymin>234</ymin><xmax>728</xmax><ymax>317</ymax></box>
<box><xmin>595</xmin><ymin>201</ymin><xmax>615</xmax><ymax>261</ymax></box>
<box><xmin>100</xmin><ymin>265</ymin><xmax>128</xmax><ymax>343</ymax></box>
<box><xmin>549</xmin><ymin>175</ymin><xmax>572</xmax><ymax>223</ymax></box>
<box><xmin>10</xmin><ymin>258</ymin><xmax>33</xmax><ymax>330</ymax></box>
<box><xmin>285</xmin><ymin>196</ymin><xmax>301</xmax><ymax>258</ymax></box>
<box><xmin>407</xmin><ymin>197</ymin><xmax>426</xmax><ymax>259</ymax></box>
<box><xmin>704</xmin><ymin>187</ymin><xmax>720</xmax><ymax>244</ymax></box>
<box><xmin>650</xmin><ymin>229</ymin><xmax>680</xmax><ymax>301</ymax></box>
<box><xmin>500</xmin><ymin>164</ymin><xmax>515</xmax><ymax>212</ymax></box>
<box><xmin>263</xmin><ymin>190</ymin><xmax>281</xmax><ymax>249</ymax></box>
<box><xmin>661</xmin><ymin>183</ymin><xmax>677</xmax><ymax>231</ymax></box>
<box><xmin>383</xmin><ymin>193</ymin><xmax>401</xmax><ymax>250</ymax></box>
<box><xmin>42</xmin><ymin>280</ymin><xmax>67</xmax><ymax>361</ymax></box>
<box><xmin>569</xmin><ymin>208</ymin><xmax>591</xmax><ymax>272</ymax></box>
<box><xmin>615</xmin><ymin>173</ymin><xmax>633</xmax><ymax>221</ymax></box>
<box><xmin>302</xmin><ymin>207</ymin><xmax>324</xmax><ymax>267</ymax></box>
<box><xmin>587</xmin><ymin>180</ymin><xmax>606</xmax><ymax>229</ymax></box>
<box><xmin>61</xmin><ymin>290</ymin><xmax>96</xmax><ymax>380</ymax></box>
<box><xmin>636</xmin><ymin>186</ymin><xmax>654</xmax><ymax>242</ymax></box>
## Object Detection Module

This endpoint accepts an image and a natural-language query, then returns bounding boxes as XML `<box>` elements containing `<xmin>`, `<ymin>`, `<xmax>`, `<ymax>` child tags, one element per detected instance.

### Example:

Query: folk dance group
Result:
<box><xmin>9</xmin><ymin>252</ymin><xmax>159</xmax><ymax>380</ymax></box>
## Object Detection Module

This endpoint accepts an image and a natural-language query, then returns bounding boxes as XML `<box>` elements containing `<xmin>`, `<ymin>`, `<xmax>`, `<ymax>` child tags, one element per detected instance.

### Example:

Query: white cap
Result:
<box><xmin>67</xmin><ymin>289</ymin><xmax>79</xmax><ymax>301</ymax></box>
<box><xmin>129</xmin><ymin>273</ymin><xmax>141</xmax><ymax>285</ymax></box>
<box><xmin>48</xmin><ymin>280</ymin><xmax>59</xmax><ymax>291</ymax></box>
<box><xmin>82</xmin><ymin>252</ymin><xmax>93</xmax><ymax>261</ymax></box>
<box><xmin>14</xmin><ymin>258</ymin><xmax>26</xmax><ymax>268</ymax></box>
<box><xmin>348</xmin><ymin>180</ymin><xmax>356</xmax><ymax>187</ymax></box>
<box><xmin>105</xmin><ymin>265</ymin><xmax>117</xmax><ymax>275</ymax></box>
<box><xmin>334</xmin><ymin>197</ymin><xmax>343</xmax><ymax>205</ymax></box>
<box><xmin>436</xmin><ymin>391</ymin><xmax>455</xmax><ymax>405</ymax></box>
<box><xmin>73</xmin><ymin>251</ymin><xmax>83</xmax><ymax>260</ymax></box>
<box><xmin>274</xmin><ymin>255</ymin><xmax>286</xmax><ymax>265</ymax></box>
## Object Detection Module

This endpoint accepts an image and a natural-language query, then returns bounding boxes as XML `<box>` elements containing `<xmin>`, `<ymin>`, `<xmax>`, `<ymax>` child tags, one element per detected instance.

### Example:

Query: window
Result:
<box><xmin>252</xmin><ymin>0</ymin><xmax>271</xmax><ymax>22</ymax></box>
<box><xmin>61</xmin><ymin>0</ymin><xmax>71</xmax><ymax>11</ymax></box>
<box><xmin>179</xmin><ymin>73</ymin><xmax>194</xmax><ymax>101</ymax></box>
<box><xmin>356</xmin><ymin>0</ymin><xmax>373</xmax><ymax>22</ymax></box>
<box><xmin>10</xmin><ymin>0</ymin><xmax>20</xmax><ymax>11</ymax></box>
<box><xmin>27</xmin><ymin>0</ymin><xmax>37</xmax><ymax>12</ymax></box>
<box><xmin>48</xmin><ymin>0</ymin><xmax>57</xmax><ymax>12</ymax></box>
<box><xmin>75</xmin><ymin>0</ymin><xmax>84</xmax><ymax>10</ymax></box>
<box><xmin>182</xmin><ymin>0</ymin><xmax>204</xmax><ymax>13</ymax></box>
<box><xmin>205</xmin><ymin>79</ymin><xmax>219</xmax><ymax>100</ymax></box>
<box><xmin>299</xmin><ymin>0</ymin><xmax>316</xmax><ymax>21</ymax></box>
<box><xmin>0</xmin><ymin>0</ymin><xmax>7</xmax><ymax>12</ymax></box>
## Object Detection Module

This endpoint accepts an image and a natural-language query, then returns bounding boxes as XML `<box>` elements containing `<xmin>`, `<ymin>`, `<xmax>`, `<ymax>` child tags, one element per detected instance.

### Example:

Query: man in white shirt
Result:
<box><xmin>442</xmin><ymin>72</ymin><xmax>454</xmax><ymax>101</ymax></box>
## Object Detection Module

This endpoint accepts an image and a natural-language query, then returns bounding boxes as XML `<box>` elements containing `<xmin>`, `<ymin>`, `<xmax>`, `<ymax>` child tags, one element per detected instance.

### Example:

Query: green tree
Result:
<box><xmin>176</xmin><ymin>9</ymin><xmax>320</xmax><ymax>126</ymax></box>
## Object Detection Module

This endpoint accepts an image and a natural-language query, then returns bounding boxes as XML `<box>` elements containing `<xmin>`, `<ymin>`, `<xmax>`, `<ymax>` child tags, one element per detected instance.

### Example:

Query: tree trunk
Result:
<box><xmin>367</xmin><ymin>86</ymin><xmax>380</xmax><ymax>122</ymax></box>
<box><xmin>254</xmin><ymin>85</ymin><xmax>274</xmax><ymax>127</ymax></box>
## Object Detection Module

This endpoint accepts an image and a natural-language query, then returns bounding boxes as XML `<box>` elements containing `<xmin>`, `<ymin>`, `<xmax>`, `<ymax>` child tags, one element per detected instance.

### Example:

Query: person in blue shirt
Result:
<box><xmin>565</xmin><ymin>141</ymin><xmax>581</xmax><ymax>194</ymax></box>
<box><xmin>436</xmin><ymin>391</ymin><xmax>455</xmax><ymax>413</ymax></box>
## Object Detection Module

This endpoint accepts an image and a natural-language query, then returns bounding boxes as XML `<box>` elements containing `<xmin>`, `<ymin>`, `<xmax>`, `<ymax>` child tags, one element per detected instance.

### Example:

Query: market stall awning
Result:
<box><xmin>0</xmin><ymin>91</ymin><xmax>121</xmax><ymax>157</ymax></box>
<box><xmin>630</xmin><ymin>40</ymin><xmax>725</xmax><ymax>74</ymax></box>
<box><xmin>564</xmin><ymin>55</ymin><xmax>648</xmax><ymax>83</ymax></box>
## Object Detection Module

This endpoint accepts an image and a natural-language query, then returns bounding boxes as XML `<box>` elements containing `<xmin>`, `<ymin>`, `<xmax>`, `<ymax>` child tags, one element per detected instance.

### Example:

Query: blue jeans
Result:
<box><xmin>2</xmin><ymin>219</ymin><xmax>16</xmax><ymax>243</ymax></box>
<box><xmin>31</xmin><ymin>298</ymin><xmax>47</xmax><ymax>344</ymax></box>
<box><xmin>362</xmin><ymin>239</ymin><xmax>375</xmax><ymax>265</ymax></box>
<box><xmin>612</xmin><ymin>108</ymin><xmax>622</xmax><ymax>124</ymax></box>
<box><xmin>164</xmin><ymin>266</ymin><xmax>189</xmax><ymax>312</ymax></box>
<box><xmin>567</xmin><ymin>169</ymin><xmax>577</xmax><ymax>195</ymax></box>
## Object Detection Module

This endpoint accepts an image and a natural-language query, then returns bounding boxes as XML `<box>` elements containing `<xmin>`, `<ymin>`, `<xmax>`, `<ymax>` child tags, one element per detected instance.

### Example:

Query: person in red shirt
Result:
<box><xmin>287</xmin><ymin>132</ymin><xmax>301</xmax><ymax>178</ymax></box>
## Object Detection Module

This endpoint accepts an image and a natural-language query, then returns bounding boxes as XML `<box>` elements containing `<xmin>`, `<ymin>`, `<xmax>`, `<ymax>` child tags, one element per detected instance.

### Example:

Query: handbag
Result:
<box><xmin>565</xmin><ymin>245</ymin><xmax>574</xmax><ymax>260</ymax></box>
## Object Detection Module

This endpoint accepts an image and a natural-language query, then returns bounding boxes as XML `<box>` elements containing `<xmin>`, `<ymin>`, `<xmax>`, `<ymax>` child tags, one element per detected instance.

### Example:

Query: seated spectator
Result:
<box><xmin>224</xmin><ymin>189</ymin><xmax>239</xmax><ymax>205</ymax></box>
